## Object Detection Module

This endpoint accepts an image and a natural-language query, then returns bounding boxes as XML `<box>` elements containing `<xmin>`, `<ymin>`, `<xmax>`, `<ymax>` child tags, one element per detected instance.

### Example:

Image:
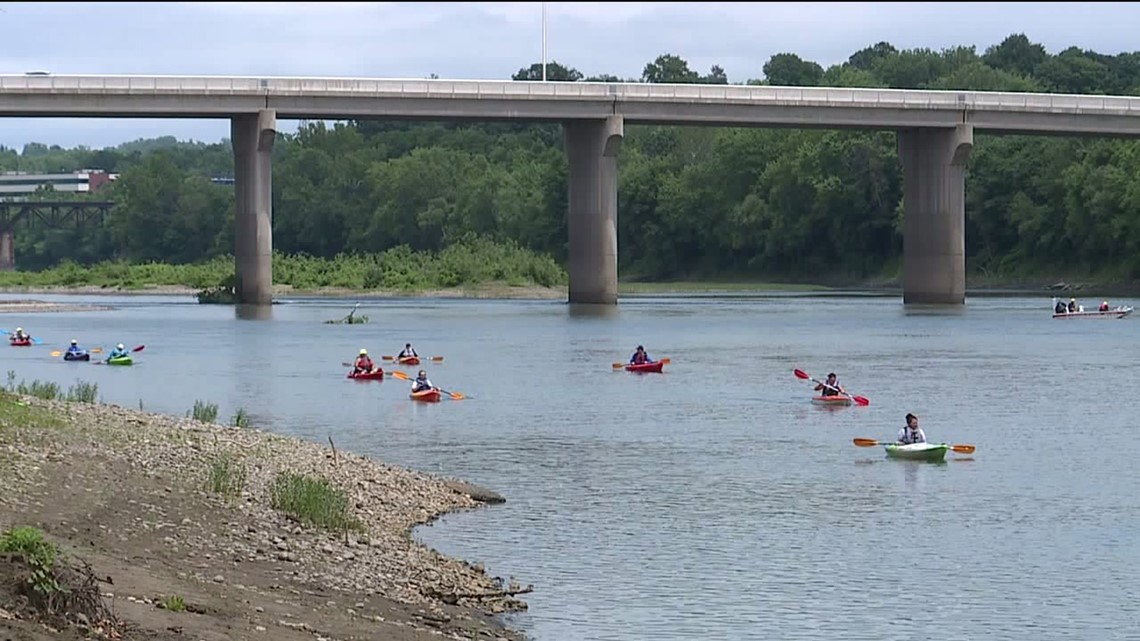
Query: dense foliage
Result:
<box><xmin>4</xmin><ymin>33</ymin><xmax>1140</xmax><ymax>286</ymax></box>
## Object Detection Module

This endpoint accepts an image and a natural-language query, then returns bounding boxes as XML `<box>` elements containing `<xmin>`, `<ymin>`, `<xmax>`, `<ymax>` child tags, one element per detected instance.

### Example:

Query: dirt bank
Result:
<box><xmin>0</xmin><ymin>393</ymin><xmax>528</xmax><ymax>641</ymax></box>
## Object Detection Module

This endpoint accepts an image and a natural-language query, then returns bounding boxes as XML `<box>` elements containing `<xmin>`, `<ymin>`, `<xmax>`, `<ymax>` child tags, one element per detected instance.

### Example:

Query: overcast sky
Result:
<box><xmin>1</xmin><ymin>1</ymin><xmax>1138</xmax><ymax>151</ymax></box>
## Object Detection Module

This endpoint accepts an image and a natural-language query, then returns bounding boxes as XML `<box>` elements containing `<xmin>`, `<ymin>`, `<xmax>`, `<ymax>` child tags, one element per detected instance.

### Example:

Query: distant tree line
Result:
<box><xmin>3</xmin><ymin>33</ymin><xmax>1139</xmax><ymax>282</ymax></box>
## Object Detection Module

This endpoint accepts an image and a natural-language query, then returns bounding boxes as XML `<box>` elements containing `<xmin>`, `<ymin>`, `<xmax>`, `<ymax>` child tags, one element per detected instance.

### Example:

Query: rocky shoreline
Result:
<box><xmin>0</xmin><ymin>392</ymin><xmax>528</xmax><ymax>641</ymax></box>
<box><xmin>0</xmin><ymin>298</ymin><xmax>115</xmax><ymax>313</ymax></box>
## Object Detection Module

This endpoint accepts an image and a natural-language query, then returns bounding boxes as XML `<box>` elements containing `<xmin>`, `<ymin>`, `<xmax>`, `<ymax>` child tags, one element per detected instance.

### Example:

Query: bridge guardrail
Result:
<box><xmin>1</xmin><ymin>75</ymin><xmax>1139</xmax><ymax>115</ymax></box>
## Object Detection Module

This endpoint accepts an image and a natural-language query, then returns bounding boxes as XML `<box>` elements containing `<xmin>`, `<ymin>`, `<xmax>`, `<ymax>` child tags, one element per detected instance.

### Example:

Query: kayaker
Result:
<box><xmin>10</xmin><ymin>327</ymin><xmax>28</xmax><ymax>341</ymax></box>
<box><xmin>897</xmin><ymin>413</ymin><xmax>927</xmax><ymax>445</ymax></box>
<box><xmin>353</xmin><ymin>349</ymin><xmax>375</xmax><ymax>374</ymax></box>
<box><xmin>1054</xmin><ymin>299</ymin><xmax>1067</xmax><ymax>314</ymax></box>
<box><xmin>1067</xmin><ymin>298</ymin><xmax>1077</xmax><ymax>313</ymax></box>
<box><xmin>66</xmin><ymin>339</ymin><xmax>85</xmax><ymax>356</ymax></box>
<box><xmin>411</xmin><ymin>370</ymin><xmax>434</xmax><ymax>394</ymax></box>
<box><xmin>815</xmin><ymin>373</ymin><xmax>845</xmax><ymax>397</ymax></box>
<box><xmin>630</xmin><ymin>345</ymin><xmax>653</xmax><ymax>365</ymax></box>
<box><xmin>1100</xmin><ymin>300</ymin><xmax>1110</xmax><ymax>312</ymax></box>
<box><xmin>106</xmin><ymin>343</ymin><xmax>129</xmax><ymax>361</ymax></box>
<box><xmin>398</xmin><ymin>343</ymin><xmax>419</xmax><ymax>359</ymax></box>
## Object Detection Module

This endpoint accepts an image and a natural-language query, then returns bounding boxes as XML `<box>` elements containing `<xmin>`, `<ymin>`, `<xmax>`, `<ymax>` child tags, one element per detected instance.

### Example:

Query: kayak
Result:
<box><xmin>397</xmin><ymin>356</ymin><xmax>421</xmax><ymax>366</ymax></box>
<box><xmin>883</xmin><ymin>442</ymin><xmax>949</xmax><ymax>462</ymax></box>
<box><xmin>106</xmin><ymin>356</ymin><xmax>133</xmax><ymax>366</ymax></box>
<box><xmin>9</xmin><ymin>338</ymin><xmax>31</xmax><ymax>347</ymax></box>
<box><xmin>625</xmin><ymin>361</ymin><xmax>664</xmax><ymax>373</ymax></box>
<box><xmin>63</xmin><ymin>351</ymin><xmax>91</xmax><ymax>362</ymax></box>
<box><xmin>347</xmin><ymin>369</ymin><xmax>384</xmax><ymax>380</ymax></box>
<box><xmin>811</xmin><ymin>395</ymin><xmax>852</xmax><ymax>406</ymax></box>
<box><xmin>410</xmin><ymin>388</ymin><xmax>442</xmax><ymax>402</ymax></box>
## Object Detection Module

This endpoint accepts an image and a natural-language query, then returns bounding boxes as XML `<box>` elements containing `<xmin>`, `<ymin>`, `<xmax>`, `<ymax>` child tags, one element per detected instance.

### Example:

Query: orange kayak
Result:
<box><xmin>625</xmin><ymin>361</ymin><xmax>664</xmax><ymax>373</ymax></box>
<box><xmin>811</xmin><ymin>395</ymin><xmax>852</xmax><ymax>406</ymax></box>
<box><xmin>347</xmin><ymin>369</ymin><xmax>384</xmax><ymax>380</ymax></box>
<box><xmin>398</xmin><ymin>356</ymin><xmax>421</xmax><ymax>366</ymax></box>
<box><xmin>410</xmin><ymin>388</ymin><xmax>442</xmax><ymax>402</ymax></box>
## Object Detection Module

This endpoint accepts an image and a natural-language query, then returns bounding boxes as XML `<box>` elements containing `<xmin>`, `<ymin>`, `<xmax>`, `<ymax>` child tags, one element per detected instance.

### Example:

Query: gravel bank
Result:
<box><xmin>0</xmin><ymin>392</ymin><xmax>528</xmax><ymax>641</ymax></box>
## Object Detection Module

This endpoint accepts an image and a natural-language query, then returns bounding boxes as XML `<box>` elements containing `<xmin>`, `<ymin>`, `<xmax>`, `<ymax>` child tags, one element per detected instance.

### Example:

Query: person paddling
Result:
<box><xmin>630</xmin><ymin>345</ymin><xmax>654</xmax><ymax>365</ymax></box>
<box><xmin>897</xmin><ymin>413</ymin><xmax>927</xmax><ymax>445</ymax></box>
<box><xmin>814</xmin><ymin>372</ymin><xmax>846</xmax><ymax>398</ymax></box>
<box><xmin>106</xmin><ymin>343</ymin><xmax>129</xmax><ymax>362</ymax></box>
<box><xmin>10</xmin><ymin>327</ymin><xmax>29</xmax><ymax>342</ymax></box>
<box><xmin>398</xmin><ymin>343</ymin><xmax>419</xmax><ymax>360</ymax></box>
<box><xmin>353</xmin><ymin>349</ymin><xmax>375</xmax><ymax>374</ymax></box>
<box><xmin>411</xmin><ymin>370</ymin><xmax>435</xmax><ymax>394</ymax></box>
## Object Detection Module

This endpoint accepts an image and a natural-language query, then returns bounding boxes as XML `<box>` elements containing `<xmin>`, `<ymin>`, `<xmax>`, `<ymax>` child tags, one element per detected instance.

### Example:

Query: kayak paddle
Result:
<box><xmin>853</xmin><ymin>437</ymin><xmax>976</xmax><ymax>454</ymax></box>
<box><xmin>389</xmin><ymin>369</ymin><xmax>467</xmax><ymax>400</ymax></box>
<box><xmin>51</xmin><ymin>347</ymin><xmax>105</xmax><ymax>357</ymax></box>
<box><xmin>793</xmin><ymin>368</ymin><xmax>870</xmax><ymax>406</ymax></box>
<box><xmin>612</xmin><ymin>357</ymin><xmax>671</xmax><ymax>369</ymax></box>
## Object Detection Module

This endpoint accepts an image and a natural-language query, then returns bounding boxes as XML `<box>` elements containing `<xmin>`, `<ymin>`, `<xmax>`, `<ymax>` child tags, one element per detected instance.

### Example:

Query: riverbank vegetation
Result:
<box><xmin>4</xmin><ymin>33</ymin><xmax>1140</xmax><ymax>289</ymax></box>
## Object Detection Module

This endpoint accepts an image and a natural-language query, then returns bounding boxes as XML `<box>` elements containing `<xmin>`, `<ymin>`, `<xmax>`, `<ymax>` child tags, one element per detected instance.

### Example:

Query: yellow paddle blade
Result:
<box><xmin>50</xmin><ymin>350</ymin><xmax>62</xmax><ymax>357</ymax></box>
<box><xmin>611</xmin><ymin>362</ymin><xmax>624</xmax><ymax>369</ymax></box>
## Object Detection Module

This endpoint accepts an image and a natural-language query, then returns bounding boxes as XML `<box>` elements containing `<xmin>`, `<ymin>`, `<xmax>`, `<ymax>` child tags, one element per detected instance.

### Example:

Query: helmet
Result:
<box><xmin>70</xmin><ymin>339</ymin><xmax>77</xmax><ymax>345</ymax></box>
<box><xmin>15</xmin><ymin>327</ymin><xmax>21</xmax><ymax>332</ymax></box>
<box><xmin>359</xmin><ymin>348</ymin><xmax>367</xmax><ymax>355</ymax></box>
<box><xmin>117</xmin><ymin>344</ymin><xmax>124</xmax><ymax>350</ymax></box>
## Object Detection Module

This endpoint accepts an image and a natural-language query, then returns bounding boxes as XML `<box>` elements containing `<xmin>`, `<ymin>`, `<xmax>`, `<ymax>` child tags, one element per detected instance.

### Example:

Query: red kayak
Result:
<box><xmin>347</xmin><ymin>369</ymin><xmax>384</xmax><ymax>381</ymax></box>
<box><xmin>9</xmin><ymin>338</ymin><xmax>31</xmax><ymax>347</ymax></box>
<box><xmin>410</xmin><ymin>388</ymin><xmax>442</xmax><ymax>402</ymax></box>
<box><xmin>625</xmin><ymin>361</ymin><xmax>664</xmax><ymax>373</ymax></box>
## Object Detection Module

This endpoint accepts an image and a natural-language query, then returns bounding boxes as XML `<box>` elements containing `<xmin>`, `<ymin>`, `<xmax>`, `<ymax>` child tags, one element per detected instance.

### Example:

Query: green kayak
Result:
<box><xmin>106</xmin><ymin>356</ymin><xmax>133</xmax><ymax>366</ymax></box>
<box><xmin>883</xmin><ymin>442</ymin><xmax>949</xmax><ymax>462</ymax></box>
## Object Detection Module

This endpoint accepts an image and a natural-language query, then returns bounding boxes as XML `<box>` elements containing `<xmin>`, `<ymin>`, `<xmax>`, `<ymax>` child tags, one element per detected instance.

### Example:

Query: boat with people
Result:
<box><xmin>1051</xmin><ymin>297</ymin><xmax>1134</xmax><ymax>319</ymax></box>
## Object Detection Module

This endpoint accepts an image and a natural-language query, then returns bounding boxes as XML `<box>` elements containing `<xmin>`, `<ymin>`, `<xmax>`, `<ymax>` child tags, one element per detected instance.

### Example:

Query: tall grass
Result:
<box><xmin>0</xmin><ymin>236</ymin><xmax>567</xmax><ymax>291</ymax></box>
<box><xmin>270</xmin><ymin>472</ymin><xmax>362</xmax><ymax>532</ymax></box>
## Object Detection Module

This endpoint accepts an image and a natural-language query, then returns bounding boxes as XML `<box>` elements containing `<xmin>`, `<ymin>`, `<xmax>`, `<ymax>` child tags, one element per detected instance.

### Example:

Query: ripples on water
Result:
<box><xmin>4</xmin><ymin>293</ymin><xmax>1139</xmax><ymax>640</ymax></box>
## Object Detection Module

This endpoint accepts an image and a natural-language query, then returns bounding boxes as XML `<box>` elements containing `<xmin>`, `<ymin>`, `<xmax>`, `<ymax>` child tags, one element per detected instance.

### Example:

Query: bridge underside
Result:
<box><xmin>228</xmin><ymin>112</ymin><xmax>977</xmax><ymax>306</ymax></box>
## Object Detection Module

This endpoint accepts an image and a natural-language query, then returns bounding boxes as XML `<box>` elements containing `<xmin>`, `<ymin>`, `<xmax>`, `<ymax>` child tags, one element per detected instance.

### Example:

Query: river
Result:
<box><xmin>2</xmin><ymin>291</ymin><xmax>1137</xmax><ymax>641</ymax></box>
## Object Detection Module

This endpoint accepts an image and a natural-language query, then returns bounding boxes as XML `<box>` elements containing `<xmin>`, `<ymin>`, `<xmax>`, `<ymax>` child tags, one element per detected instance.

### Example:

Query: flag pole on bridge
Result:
<box><xmin>541</xmin><ymin>2</ymin><xmax>547</xmax><ymax>82</ymax></box>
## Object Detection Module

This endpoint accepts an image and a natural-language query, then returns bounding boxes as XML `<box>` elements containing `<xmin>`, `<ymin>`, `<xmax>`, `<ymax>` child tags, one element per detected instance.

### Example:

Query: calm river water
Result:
<box><xmin>2</xmin><ymin>291</ymin><xmax>1138</xmax><ymax>641</ymax></box>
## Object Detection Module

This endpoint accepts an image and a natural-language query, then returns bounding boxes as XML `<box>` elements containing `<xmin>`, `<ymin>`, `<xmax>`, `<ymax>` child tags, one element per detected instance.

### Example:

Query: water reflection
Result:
<box><xmin>235</xmin><ymin>304</ymin><xmax>273</xmax><ymax>320</ymax></box>
<box><xmin>567</xmin><ymin>302</ymin><xmax>620</xmax><ymax>319</ymax></box>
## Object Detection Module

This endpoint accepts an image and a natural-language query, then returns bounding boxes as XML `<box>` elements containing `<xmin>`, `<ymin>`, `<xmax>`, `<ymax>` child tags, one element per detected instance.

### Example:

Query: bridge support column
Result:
<box><xmin>231</xmin><ymin>109</ymin><xmax>276</xmax><ymax>306</ymax></box>
<box><xmin>565</xmin><ymin>116</ymin><xmax>623</xmax><ymax>305</ymax></box>
<box><xmin>0</xmin><ymin>228</ymin><xmax>12</xmax><ymax>271</ymax></box>
<box><xmin>898</xmin><ymin>124</ymin><xmax>973</xmax><ymax>305</ymax></box>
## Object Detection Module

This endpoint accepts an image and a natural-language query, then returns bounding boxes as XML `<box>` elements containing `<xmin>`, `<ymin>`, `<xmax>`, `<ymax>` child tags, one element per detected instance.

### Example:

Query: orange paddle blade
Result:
<box><xmin>447</xmin><ymin>390</ymin><xmax>466</xmax><ymax>400</ymax></box>
<box><xmin>381</xmin><ymin>355</ymin><xmax>395</xmax><ymax>361</ymax></box>
<box><xmin>391</xmin><ymin>370</ymin><xmax>411</xmax><ymax>381</ymax></box>
<box><xmin>951</xmin><ymin>444</ymin><xmax>976</xmax><ymax>454</ymax></box>
<box><xmin>853</xmin><ymin>438</ymin><xmax>881</xmax><ymax>447</ymax></box>
<box><xmin>430</xmin><ymin>356</ymin><xmax>444</xmax><ymax>362</ymax></box>
<box><xmin>612</xmin><ymin>362</ymin><xmax>624</xmax><ymax>369</ymax></box>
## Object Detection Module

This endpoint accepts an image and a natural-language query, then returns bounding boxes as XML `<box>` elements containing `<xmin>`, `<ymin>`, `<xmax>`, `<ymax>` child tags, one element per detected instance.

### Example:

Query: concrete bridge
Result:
<box><xmin>4</xmin><ymin>74</ymin><xmax>1140</xmax><ymax>305</ymax></box>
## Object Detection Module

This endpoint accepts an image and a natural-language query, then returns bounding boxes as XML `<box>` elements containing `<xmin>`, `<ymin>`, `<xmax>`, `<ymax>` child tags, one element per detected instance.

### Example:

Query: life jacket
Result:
<box><xmin>356</xmin><ymin>356</ymin><xmax>373</xmax><ymax>370</ymax></box>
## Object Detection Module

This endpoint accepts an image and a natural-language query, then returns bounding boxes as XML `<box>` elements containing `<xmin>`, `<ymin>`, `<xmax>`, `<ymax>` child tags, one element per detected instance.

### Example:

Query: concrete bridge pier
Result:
<box><xmin>0</xmin><ymin>228</ymin><xmax>13</xmax><ymax>271</ymax></box>
<box><xmin>231</xmin><ymin>109</ymin><xmax>277</xmax><ymax>305</ymax></box>
<box><xmin>898</xmin><ymin>124</ymin><xmax>974</xmax><ymax>305</ymax></box>
<box><xmin>565</xmin><ymin>115</ymin><xmax>623</xmax><ymax>305</ymax></box>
